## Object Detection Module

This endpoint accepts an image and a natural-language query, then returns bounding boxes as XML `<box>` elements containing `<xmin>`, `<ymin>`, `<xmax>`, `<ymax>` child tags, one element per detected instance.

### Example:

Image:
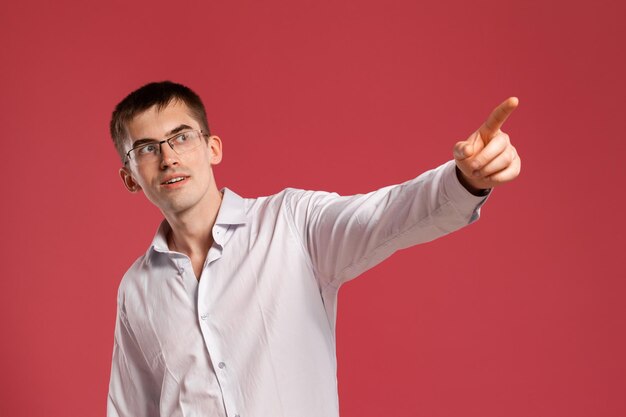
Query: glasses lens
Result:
<box><xmin>169</xmin><ymin>131</ymin><xmax>202</xmax><ymax>154</ymax></box>
<box><xmin>130</xmin><ymin>142</ymin><xmax>160</xmax><ymax>164</ymax></box>
<box><xmin>127</xmin><ymin>131</ymin><xmax>204</xmax><ymax>165</ymax></box>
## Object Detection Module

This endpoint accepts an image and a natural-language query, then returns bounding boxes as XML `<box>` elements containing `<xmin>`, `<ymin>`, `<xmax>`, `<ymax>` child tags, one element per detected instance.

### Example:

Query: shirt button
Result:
<box><xmin>218</xmin><ymin>362</ymin><xmax>226</xmax><ymax>369</ymax></box>
<box><xmin>200</xmin><ymin>314</ymin><xmax>208</xmax><ymax>320</ymax></box>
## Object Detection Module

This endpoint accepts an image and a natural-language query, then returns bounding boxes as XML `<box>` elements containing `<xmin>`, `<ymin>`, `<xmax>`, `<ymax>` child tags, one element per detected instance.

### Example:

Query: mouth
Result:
<box><xmin>161</xmin><ymin>176</ymin><xmax>189</xmax><ymax>187</ymax></box>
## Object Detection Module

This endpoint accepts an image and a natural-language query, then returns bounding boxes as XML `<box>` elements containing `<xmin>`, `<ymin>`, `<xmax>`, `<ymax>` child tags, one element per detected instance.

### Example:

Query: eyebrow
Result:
<box><xmin>131</xmin><ymin>124</ymin><xmax>195</xmax><ymax>146</ymax></box>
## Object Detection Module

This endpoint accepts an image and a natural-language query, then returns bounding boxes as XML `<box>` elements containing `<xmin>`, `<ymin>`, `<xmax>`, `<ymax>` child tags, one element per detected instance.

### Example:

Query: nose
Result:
<box><xmin>159</xmin><ymin>140</ymin><xmax>180</xmax><ymax>169</ymax></box>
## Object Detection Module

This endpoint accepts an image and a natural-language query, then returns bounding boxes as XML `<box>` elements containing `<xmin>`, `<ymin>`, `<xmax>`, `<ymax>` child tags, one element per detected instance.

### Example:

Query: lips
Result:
<box><xmin>160</xmin><ymin>175</ymin><xmax>189</xmax><ymax>186</ymax></box>
<box><xmin>163</xmin><ymin>176</ymin><xmax>185</xmax><ymax>185</ymax></box>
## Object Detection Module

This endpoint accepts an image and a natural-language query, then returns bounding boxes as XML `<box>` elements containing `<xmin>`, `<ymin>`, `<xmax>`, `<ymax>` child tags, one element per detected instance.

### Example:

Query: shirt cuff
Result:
<box><xmin>442</xmin><ymin>160</ymin><xmax>490</xmax><ymax>219</ymax></box>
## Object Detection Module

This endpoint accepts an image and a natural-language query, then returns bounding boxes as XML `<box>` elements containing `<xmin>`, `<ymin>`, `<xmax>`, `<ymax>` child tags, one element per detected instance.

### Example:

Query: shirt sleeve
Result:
<box><xmin>107</xmin><ymin>295</ymin><xmax>160</xmax><ymax>417</ymax></box>
<box><xmin>285</xmin><ymin>160</ymin><xmax>489</xmax><ymax>289</ymax></box>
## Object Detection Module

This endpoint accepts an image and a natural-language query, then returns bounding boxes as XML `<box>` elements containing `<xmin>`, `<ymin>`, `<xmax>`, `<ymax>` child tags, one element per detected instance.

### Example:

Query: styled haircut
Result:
<box><xmin>110</xmin><ymin>81</ymin><xmax>211</xmax><ymax>162</ymax></box>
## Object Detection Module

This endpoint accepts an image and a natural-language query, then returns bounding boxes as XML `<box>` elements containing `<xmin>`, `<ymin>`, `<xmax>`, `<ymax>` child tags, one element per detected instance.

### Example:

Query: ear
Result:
<box><xmin>119</xmin><ymin>167</ymin><xmax>142</xmax><ymax>193</ymax></box>
<box><xmin>207</xmin><ymin>135</ymin><xmax>223</xmax><ymax>165</ymax></box>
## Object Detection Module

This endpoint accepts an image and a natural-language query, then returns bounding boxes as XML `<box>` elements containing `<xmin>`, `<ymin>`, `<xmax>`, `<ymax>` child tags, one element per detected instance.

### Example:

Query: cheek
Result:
<box><xmin>132</xmin><ymin>166</ymin><xmax>159</xmax><ymax>189</ymax></box>
<box><xmin>192</xmin><ymin>150</ymin><xmax>213</xmax><ymax>171</ymax></box>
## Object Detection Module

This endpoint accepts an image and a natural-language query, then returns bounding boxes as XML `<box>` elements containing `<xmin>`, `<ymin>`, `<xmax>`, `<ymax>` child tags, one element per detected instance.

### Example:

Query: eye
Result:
<box><xmin>137</xmin><ymin>143</ymin><xmax>158</xmax><ymax>155</ymax></box>
<box><xmin>172</xmin><ymin>133</ymin><xmax>189</xmax><ymax>144</ymax></box>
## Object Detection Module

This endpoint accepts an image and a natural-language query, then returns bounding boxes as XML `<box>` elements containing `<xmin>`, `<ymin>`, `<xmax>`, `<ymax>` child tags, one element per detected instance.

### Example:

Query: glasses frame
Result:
<box><xmin>124</xmin><ymin>129</ymin><xmax>209</xmax><ymax>165</ymax></box>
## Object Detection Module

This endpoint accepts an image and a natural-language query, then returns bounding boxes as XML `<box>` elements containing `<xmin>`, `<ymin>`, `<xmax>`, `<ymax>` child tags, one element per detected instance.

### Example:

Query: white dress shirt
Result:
<box><xmin>107</xmin><ymin>160</ymin><xmax>489</xmax><ymax>417</ymax></box>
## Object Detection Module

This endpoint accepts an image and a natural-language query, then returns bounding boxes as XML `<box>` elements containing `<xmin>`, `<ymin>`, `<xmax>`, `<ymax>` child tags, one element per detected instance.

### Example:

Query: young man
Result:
<box><xmin>107</xmin><ymin>81</ymin><xmax>520</xmax><ymax>417</ymax></box>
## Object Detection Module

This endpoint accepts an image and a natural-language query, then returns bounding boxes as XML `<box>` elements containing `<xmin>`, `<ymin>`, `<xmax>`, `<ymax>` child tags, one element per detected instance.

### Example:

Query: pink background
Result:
<box><xmin>1</xmin><ymin>0</ymin><xmax>625</xmax><ymax>416</ymax></box>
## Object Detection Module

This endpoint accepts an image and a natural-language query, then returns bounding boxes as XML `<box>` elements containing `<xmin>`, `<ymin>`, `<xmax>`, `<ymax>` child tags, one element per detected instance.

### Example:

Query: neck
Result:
<box><xmin>164</xmin><ymin>186</ymin><xmax>223</xmax><ymax>258</ymax></box>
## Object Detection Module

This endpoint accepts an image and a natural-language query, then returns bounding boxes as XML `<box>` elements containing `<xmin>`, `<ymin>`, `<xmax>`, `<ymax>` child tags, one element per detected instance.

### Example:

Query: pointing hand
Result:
<box><xmin>453</xmin><ymin>97</ymin><xmax>521</xmax><ymax>192</ymax></box>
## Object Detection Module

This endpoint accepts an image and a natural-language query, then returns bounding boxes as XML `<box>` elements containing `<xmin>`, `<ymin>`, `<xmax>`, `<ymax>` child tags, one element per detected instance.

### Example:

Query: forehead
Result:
<box><xmin>126</xmin><ymin>100</ymin><xmax>199</xmax><ymax>143</ymax></box>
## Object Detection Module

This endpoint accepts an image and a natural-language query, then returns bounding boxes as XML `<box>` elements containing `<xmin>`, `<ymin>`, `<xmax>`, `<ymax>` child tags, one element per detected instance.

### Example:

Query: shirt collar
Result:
<box><xmin>214</xmin><ymin>187</ymin><xmax>247</xmax><ymax>226</ymax></box>
<box><xmin>147</xmin><ymin>187</ymin><xmax>247</xmax><ymax>256</ymax></box>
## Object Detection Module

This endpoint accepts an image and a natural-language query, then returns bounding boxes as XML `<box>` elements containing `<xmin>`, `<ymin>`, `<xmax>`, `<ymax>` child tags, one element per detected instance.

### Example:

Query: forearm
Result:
<box><xmin>294</xmin><ymin>160</ymin><xmax>489</xmax><ymax>285</ymax></box>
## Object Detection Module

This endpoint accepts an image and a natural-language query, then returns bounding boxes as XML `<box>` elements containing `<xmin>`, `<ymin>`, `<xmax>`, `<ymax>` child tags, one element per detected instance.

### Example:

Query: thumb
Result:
<box><xmin>453</xmin><ymin>134</ymin><xmax>478</xmax><ymax>160</ymax></box>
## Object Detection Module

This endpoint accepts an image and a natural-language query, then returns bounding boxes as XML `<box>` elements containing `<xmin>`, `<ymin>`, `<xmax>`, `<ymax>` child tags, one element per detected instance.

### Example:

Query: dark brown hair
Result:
<box><xmin>110</xmin><ymin>81</ymin><xmax>210</xmax><ymax>162</ymax></box>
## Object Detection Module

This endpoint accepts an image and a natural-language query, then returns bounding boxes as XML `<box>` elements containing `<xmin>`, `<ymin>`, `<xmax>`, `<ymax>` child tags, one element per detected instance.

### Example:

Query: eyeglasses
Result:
<box><xmin>124</xmin><ymin>130</ymin><xmax>208</xmax><ymax>165</ymax></box>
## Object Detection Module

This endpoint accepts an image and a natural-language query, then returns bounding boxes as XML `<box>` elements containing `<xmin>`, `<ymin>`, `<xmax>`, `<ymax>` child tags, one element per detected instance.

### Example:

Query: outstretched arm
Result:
<box><xmin>286</xmin><ymin>98</ymin><xmax>521</xmax><ymax>288</ymax></box>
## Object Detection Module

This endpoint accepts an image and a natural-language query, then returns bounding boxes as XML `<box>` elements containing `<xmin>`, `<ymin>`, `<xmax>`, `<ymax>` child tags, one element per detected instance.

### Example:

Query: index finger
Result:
<box><xmin>479</xmin><ymin>97</ymin><xmax>519</xmax><ymax>139</ymax></box>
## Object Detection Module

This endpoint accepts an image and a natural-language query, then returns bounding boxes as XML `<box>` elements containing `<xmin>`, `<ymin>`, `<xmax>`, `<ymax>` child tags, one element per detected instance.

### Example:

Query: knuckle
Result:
<box><xmin>492</xmin><ymin>135</ymin><xmax>507</xmax><ymax>151</ymax></box>
<box><xmin>506</xmin><ymin>149</ymin><xmax>515</xmax><ymax>164</ymax></box>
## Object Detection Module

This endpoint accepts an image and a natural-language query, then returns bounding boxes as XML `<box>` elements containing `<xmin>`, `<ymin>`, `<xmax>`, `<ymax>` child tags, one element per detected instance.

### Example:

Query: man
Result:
<box><xmin>107</xmin><ymin>81</ymin><xmax>520</xmax><ymax>417</ymax></box>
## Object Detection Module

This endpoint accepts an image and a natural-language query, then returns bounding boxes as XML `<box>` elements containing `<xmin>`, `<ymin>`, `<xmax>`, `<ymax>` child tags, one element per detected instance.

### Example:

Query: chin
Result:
<box><xmin>161</xmin><ymin>196</ymin><xmax>203</xmax><ymax>215</ymax></box>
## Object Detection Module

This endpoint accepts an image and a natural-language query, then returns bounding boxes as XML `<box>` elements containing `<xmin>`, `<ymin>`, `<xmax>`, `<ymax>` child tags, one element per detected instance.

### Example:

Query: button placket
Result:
<box><xmin>196</xmin><ymin>255</ymin><xmax>240</xmax><ymax>415</ymax></box>
<box><xmin>174</xmin><ymin>258</ymin><xmax>188</xmax><ymax>275</ymax></box>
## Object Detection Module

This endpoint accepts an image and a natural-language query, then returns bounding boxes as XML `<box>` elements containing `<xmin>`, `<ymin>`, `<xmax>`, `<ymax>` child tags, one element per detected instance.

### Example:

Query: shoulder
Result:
<box><xmin>116</xmin><ymin>254</ymin><xmax>150</xmax><ymax>307</ymax></box>
<box><xmin>243</xmin><ymin>187</ymin><xmax>340</xmax><ymax>220</ymax></box>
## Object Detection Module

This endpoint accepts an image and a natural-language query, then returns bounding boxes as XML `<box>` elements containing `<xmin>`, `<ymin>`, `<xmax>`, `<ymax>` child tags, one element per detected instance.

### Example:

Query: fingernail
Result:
<box><xmin>472</xmin><ymin>170</ymin><xmax>481</xmax><ymax>177</ymax></box>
